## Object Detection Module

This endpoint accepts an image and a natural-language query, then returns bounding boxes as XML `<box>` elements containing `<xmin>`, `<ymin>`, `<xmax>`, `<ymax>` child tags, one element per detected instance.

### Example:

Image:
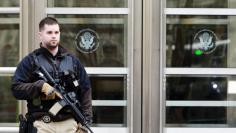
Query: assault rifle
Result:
<box><xmin>37</xmin><ymin>65</ymin><xmax>94</xmax><ymax>133</ymax></box>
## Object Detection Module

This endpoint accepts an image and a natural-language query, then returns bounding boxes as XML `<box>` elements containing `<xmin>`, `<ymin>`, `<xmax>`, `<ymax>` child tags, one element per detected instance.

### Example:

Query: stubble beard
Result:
<box><xmin>45</xmin><ymin>41</ymin><xmax>59</xmax><ymax>50</ymax></box>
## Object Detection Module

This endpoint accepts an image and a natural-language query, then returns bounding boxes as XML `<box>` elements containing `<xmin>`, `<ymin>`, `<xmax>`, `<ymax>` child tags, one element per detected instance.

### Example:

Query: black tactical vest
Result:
<box><xmin>35</xmin><ymin>53</ymin><xmax>74</xmax><ymax>81</ymax></box>
<box><xmin>30</xmin><ymin>50</ymin><xmax>77</xmax><ymax>109</ymax></box>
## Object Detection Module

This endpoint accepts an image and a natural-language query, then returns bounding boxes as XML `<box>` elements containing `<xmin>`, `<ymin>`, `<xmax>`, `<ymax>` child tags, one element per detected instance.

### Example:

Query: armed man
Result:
<box><xmin>11</xmin><ymin>17</ymin><xmax>92</xmax><ymax>133</ymax></box>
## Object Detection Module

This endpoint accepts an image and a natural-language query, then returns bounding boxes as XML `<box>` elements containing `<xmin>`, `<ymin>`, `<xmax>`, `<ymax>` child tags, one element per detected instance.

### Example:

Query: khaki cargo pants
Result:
<box><xmin>33</xmin><ymin>118</ymin><xmax>85</xmax><ymax>133</ymax></box>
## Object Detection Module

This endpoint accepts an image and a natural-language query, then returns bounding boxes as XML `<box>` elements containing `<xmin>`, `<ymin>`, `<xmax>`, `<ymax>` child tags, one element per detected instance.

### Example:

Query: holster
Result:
<box><xmin>19</xmin><ymin>114</ymin><xmax>37</xmax><ymax>133</ymax></box>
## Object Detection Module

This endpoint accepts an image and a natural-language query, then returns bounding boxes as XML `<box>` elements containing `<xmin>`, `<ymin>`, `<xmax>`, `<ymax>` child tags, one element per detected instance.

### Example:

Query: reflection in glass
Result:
<box><xmin>49</xmin><ymin>14</ymin><xmax>127</xmax><ymax>67</ymax></box>
<box><xmin>0</xmin><ymin>76</ymin><xmax>18</xmax><ymax>123</ymax></box>
<box><xmin>166</xmin><ymin>15</ymin><xmax>228</xmax><ymax>67</ymax></box>
<box><xmin>165</xmin><ymin>76</ymin><xmax>236</xmax><ymax>125</ymax></box>
<box><xmin>0</xmin><ymin>14</ymin><xmax>19</xmax><ymax>18</ymax></box>
<box><xmin>0</xmin><ymin>0</ymin><xmax>19</xmax><ymax>7</ymax></box>
<box><xmin>47</xmin><ymin>0</ymin><xmax>127</xmax><ymax>7</ymax></box>
<box><xmin>167</xmin><ymin>0</ymin><xmax>228</xmax><ymax>8</ymax></box>
<box><xmin>90</xmin><ymin>76</ymin><xmax>127</xmax><ymax>126</ymax></box>
<box><xmin>166</xmin><ymin>77</ymin><xmax>227</xmax><ymax>100</ymax></box>
<box><xmin>0</xmin><ymin>24</ymin><xmax>19</xmax><ymax>67</ymax></box>
<box><xmin>91</xmin><ymin>76</ymin><xmax>126</xmax><ymax>100</ymax></box>
<box><xmin>93</xmin><ymin>106</ymin><xmax>126</xmax><ymax>127</ymax></box>
<box><xmin>166</xmin><ymin>107</ymin><xmax>226</xmax><ymax>124</ymax></box>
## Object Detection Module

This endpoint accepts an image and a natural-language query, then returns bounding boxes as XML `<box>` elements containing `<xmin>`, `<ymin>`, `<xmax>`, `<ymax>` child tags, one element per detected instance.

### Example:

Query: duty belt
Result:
<box><xmin>27</xmin><ymin>112</ymin><xmax>73</xmax><ymax>123</ymax></box>
<box><xmin>41</xmin><ymin>114</ymin><xmax>73</xmax><ymax>123</ymax></box>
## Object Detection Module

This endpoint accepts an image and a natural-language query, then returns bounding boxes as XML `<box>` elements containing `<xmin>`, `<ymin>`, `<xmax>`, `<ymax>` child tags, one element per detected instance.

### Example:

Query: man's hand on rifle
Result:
<box><xmin>41</xmin><ymin>83</ymin><xmax>62</xmax><ymax>100</ymax></box>
<box><xmin>76</xmin><ymin>123</ymin><xmax>88</xmax><ymax>133</ymax></box>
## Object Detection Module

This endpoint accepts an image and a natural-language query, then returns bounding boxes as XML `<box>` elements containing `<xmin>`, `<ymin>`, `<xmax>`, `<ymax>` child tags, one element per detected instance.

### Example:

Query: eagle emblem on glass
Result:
<box><xmin>75</xmin><ymin>28</ymin><xmax>99</xmax><ymax>53</ymax></box>
<box><xmin>193</xmin><ymin>29</ymin><xmax>217</xmax><ymax>54</ymax></box>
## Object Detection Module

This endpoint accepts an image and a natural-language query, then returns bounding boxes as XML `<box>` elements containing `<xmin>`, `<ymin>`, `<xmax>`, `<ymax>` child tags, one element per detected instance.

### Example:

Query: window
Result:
<box><xmin>0</xmin><ymin>0</ymin><xmax>19</xmax><ymax>125</ymax></box>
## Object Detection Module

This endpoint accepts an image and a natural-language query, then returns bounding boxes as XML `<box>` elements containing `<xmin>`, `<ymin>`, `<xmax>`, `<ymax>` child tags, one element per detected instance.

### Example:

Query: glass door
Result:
<box><xmin>45</xmin><ymin>0</ymin><xmax>130</xmax><ymax>133</ymax></box>
<box><xmin>165</xmin><ymin>0</ymin><xmax>236</xmax><ymax>133</ymax></box>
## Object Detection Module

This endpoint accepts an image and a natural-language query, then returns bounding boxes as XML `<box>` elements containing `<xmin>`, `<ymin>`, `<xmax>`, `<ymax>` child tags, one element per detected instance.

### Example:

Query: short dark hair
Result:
<box><xmin>39</xmin><ymin>17</ymin><xmax>59</xmax><ymax>31</ymax></box>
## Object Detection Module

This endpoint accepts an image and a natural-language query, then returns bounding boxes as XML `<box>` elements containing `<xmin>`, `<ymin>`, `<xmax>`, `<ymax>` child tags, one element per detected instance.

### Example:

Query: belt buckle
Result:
<box><xmin>42</xmin><ymin>115</ymin><xmax>51</xmax><ymax>123</ymax></box>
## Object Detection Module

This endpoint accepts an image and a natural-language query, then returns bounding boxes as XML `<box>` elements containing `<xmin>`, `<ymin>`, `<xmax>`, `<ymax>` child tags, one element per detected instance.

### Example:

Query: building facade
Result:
<box><xmin>0</xmin><ymin>0</ymin><xmax>235</xmax><ymax>133</ymax></box>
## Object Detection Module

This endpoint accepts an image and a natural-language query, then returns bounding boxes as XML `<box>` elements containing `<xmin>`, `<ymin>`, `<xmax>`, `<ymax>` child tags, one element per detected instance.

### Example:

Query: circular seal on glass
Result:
<box><xmin>193</xmin><ymin>29</ymin><xmax>217</xmax><ymax>54</ymax></box>
<box><xmin>75</xmin><ymin>28</ymin><xmax>99</xmax><ymax>53</ymax></box>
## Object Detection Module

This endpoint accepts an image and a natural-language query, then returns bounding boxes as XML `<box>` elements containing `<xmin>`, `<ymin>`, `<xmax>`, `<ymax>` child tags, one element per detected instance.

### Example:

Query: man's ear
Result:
<box><xmin>38</xmin><ymin>32</ymin><xmax>42</xmax><ymax>40</ymax></box>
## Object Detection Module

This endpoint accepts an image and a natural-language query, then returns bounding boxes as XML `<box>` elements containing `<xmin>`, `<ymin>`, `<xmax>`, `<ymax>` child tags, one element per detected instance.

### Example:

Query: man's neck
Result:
<box><xmin>40</xmin><ymin>43</ymin><xmax>59</xmax><ymax>56</ymax></box>
<box><xmin>47</xmin><ymin>46</ymin><xmax>58</xmax><ymax>56</ymax></box>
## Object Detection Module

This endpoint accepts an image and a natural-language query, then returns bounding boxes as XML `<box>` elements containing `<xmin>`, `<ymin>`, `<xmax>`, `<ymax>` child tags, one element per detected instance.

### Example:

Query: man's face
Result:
<box><xmin>39</xmin><ymin>24</ymin><xmax>60</xmax><ymax>50</ymax></box>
